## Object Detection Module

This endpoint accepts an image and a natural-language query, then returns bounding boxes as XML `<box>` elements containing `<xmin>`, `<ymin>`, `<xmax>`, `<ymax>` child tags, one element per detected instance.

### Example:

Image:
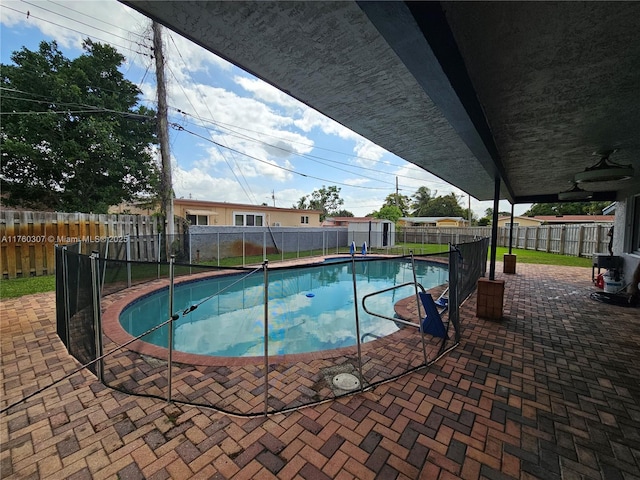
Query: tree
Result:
<box><xmin>382</xmin><ymin>193</ymin><xmax>411</xmax><ymax>217</ymax></box>
<box><xmin>294</xmin><ymin>185</ymin><xmax>344</xmax><ymax>221</ymax></box>
<box><xmin>0</xmin><ymin>40</ymin><xmax>159</xmax><ymax>213</ymax></box>
<box><xmin>484</xmin><ymin>208</ymin><xmax>512</xmax><ymax>218</ymax></box>
<box><xmin>524</xmin><ymin>201</ymin><xmax>611</xmax><ymax>216</ymax></box>
<box><xmin>411</xmin><ymin>186</ymin><xmax>433</xmax><ymax>217</ymax></box>
<box><xmin>479</xmin><ymin>208</ymin><xmax>511</xmax><ymax>225</ymax></box>
<box><xmin>333</xmin><ymin>209</ymin><xmax>354</xmax><ymax>218</ymax></box>
<box><xmin>417</xmin><ymin>192</ymin><xmax>467</xmax><ymax>217</ymax></box>
<box><xmin>374</xmin><ymin>205</ymin><xmax>402</xmax><ymax>223</ymax></box>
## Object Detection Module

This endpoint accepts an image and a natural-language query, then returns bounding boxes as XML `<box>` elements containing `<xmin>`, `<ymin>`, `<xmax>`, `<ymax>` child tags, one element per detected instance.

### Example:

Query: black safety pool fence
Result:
<box><xmin>51</xmin><ymin>237</ymin><xmax>489</xmax><ymax>416</ymax></box>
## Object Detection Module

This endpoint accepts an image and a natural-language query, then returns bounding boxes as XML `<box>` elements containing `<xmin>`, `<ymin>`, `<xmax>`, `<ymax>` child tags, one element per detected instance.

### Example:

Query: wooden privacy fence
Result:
<box><xmin>397</xmin><ymin>223</ymin><xmax>613</xmax><ymax>258</ymax></box>
<box><xmin>0</xmin><ymin>210</ymin><xmax>159</xmax><ymax>279</ymax></box>
<box><xmin>499</xmin><ymin>224</ymin><xmax>613</xmax><ymax>257</ymax></box>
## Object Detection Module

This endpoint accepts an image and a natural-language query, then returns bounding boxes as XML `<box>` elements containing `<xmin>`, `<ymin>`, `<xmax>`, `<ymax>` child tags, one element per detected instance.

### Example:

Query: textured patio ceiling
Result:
<box><xmin>122</xmin><ymin>1</ymin><xmax>640</xmax><ymax>204</ymax></box>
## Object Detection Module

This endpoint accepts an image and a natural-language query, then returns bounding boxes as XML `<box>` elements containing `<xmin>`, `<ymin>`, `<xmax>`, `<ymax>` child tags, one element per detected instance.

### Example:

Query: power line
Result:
<box><xmin>4</xmin><ymin>44</ymin><xmax>444</xmax><ymax>190</ymax></box>
<box><xmin>21</xmin><ymin>0</ymin><xmax>150</xmax><ymax>48</ymax></box>
<box><xmin>175</xmin><ymin>110</ymin><xmax>410</xmax><ymax>169</ymax></box>
<box><xmin>165</xmin><ymin>63</ymin><xmax>258</xmax><ymax>204</ymax></box>
<box><xmin>1</xmin><ymin>4</ymin><xmax>152</xmax><ymax>59</ymax></box>
<box><xmin>3</xmin><ymin>16</ymin><xmax>449</xmax><ymax>195</ymax></box>
<box><xmin>173</xmin><ymin>112</ymin><xmax>451</xmax><ymax>189</ymax></box>
<box><xmin>168</xmin><ymin>104</ymin><xmax>453</xmax><ymax>187</ymax></box>
<box><xmin>0</xmin><ymin>88</ymin><xmax>154</xmax><ymax>120</ymax></box>
<box><xmin>46</xmin><ymin>0</ymin><xmax>150</xmax><ymax>40</ymax></box>
<box><xmin>172</xmin><ymin>124</ymin><xmax>390</xmax><ymax>191</ymax></box>
<box><xmin>165</xmin><ymin>32</ymin><xmax>260</xmax><ymax>205</ymax></box>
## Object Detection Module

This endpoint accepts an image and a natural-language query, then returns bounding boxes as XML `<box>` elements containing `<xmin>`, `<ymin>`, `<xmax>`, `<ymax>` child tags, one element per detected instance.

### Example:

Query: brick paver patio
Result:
<box><xmin>2</xmin><ymin>263</ymin><xmax>639</xmax><ymax>479</ymax></box>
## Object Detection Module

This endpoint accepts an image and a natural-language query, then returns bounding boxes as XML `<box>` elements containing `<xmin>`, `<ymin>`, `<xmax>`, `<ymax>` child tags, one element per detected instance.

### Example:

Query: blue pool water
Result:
<box><xmin>119</xmin><ymin>258</ymin><xmax>448</xmax><ymax>357</ymax></box>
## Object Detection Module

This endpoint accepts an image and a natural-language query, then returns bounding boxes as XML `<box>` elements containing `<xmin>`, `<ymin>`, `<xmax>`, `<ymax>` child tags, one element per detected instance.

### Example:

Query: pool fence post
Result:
<box><xmin>410</xmin><ymin>252</ymin><xmax>429</xmax><ymax>366</ymax></box>
<box><xmin>167</xmin><ymin>255</ymin><xmax>175</xmax><ymax>403</ymax></box>
<box><xmin>217</xmin><ymin>232</ymin><xmax>220</xmax><ymax>267</ymax></box>
<box><xmin>90</xmin><ymin>251</ymin><xmax>104</xmax><ymax>382</ymax></box>
<box><xmin>242</xmin><ymin>232</ymin><xmax>246</xmax><ymax>266</ymax></box>
<box><xmin>281</xmin><ymin>232</ymin><xmax>284</xmax><ymax>262</ymax></box>
<box><xmin>101</xmin><ymin>238</ymin><xmax>109</xmax><ymax>292</ymax></box>
<box><xmin>61</xmin><ymin>246</ymin><xmax>71</xmax><ymax>348</ymax></box>
<box><xmin>448</xmin><ymin>245</ymin><xmax>461</xmax><ymax>343</ymax></box>
<box><xmin>157</xmin><ymin>233</ymin><xmax>161</xmax><ymax>278</ymax></box>
<box><xmin>263</xmin><ymin>260</ymin><xmax>270</xmax><ymax>415</ymax></box>
<box><xmin>350</xmin><ymin>254</ymin><xmax>364</xmax><ymax>391</ymax></box>
<box><xmin>126</xmin><ymin>234</ymin><xmax>131</xmax><ymax>287</ymax></box>
<box><xmin>263</xmin><ymin>231</ymin><xmax>266</xmax><ymax>260</ymax></box>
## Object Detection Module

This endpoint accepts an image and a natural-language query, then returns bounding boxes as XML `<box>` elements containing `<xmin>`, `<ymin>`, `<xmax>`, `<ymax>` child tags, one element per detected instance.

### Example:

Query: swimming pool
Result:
<box><xmin>119</xmin><ymin>257</ymin><xmax>448</xmax><ymax>358</ymax></box>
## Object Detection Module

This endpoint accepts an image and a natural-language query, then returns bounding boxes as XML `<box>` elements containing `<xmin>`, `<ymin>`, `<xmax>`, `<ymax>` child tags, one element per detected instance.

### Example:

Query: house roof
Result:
<box><xmin>174</xmin><ymin>198</ymin><xmax>322</xmax><ymax>214</ymax></box>
<box><xmin>533</xmin><ymin>215</ymin><xmax>614</xmax><ymax>224</ymax></box>
<box><xmin>331</xmin><ymin>216</ymin><xmax>376</xmax><ymax>222</ymax></box>
<box><xmin>496</xmin><ymin>215</ymin><xmax>543</xmax><ymax>223</ymax></box>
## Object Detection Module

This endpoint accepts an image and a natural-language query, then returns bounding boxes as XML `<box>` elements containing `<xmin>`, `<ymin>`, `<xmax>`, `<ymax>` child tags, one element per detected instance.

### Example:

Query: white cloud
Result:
<box><xmin>234</xmin><ymin>76</ymin><xmax>302</xmax><ymax>114</ymax></box>
<box><xmin>173</xmin><ymin>166</ymin><xmax>245</xmax><ymax>203</ymax></box>
<box><xmin>164</xmin><ymin>30</ymin><xmax>232</xmax><ymax>77</ymax></box>
<box><xmin>342</xmin><ymin>178</ymin><xmax>371</xmax><ymax>187</ymax></box>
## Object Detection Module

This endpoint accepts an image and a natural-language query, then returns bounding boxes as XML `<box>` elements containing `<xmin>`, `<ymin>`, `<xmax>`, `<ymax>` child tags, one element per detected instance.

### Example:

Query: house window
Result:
<box><xmin>186</xmin><ymin>214</ymin><xmax>208</xmax><ymax>225</ymax></box>
<box><xmin>505</xmin><ymin>222</ymin><xmax>519</xmax><ymax>228</ymax></box>
<box><xmin>301</xmin><ymin>215</ymin><xmax>309</xmax><ymax>224</ymax></box>
<box><xmin>233</xmin><ymin>212</ymin><xmax>265</xmax><ymax>227</ymax></box>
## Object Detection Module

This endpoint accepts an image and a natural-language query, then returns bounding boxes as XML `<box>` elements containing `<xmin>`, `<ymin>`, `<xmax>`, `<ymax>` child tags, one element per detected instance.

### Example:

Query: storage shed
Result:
<box><xmin>341</xmin><ymin>218</ymin><xmax>395</xmax><ymax>250</ymax></box>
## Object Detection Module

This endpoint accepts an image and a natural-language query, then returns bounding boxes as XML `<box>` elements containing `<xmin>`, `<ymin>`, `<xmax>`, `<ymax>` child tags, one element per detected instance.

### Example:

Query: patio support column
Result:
<box><xmin>508</xmin><ymin>204</ymin><xmax>514</xmax><ymax>254</ymax></box>
<box><xmin>504</xmin><ymin>203</ymin><xmax>517</xmax><ymax>274</ymax></box>
<box><xmin>489</xmin><ymin>177</ymin><xmax>500</xmax><ymax>280</ymax></box>
<box><xmin>478</xmin><ymin>176</ymin><xmax>505</xmax><ymax>320</ymax></box>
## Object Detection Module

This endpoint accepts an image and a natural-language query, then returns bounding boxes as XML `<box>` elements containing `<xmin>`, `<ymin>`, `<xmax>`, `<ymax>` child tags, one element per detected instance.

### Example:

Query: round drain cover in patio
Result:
<box><xmin>332</xmin><ymin>373</ymin><xmax>360</xmax><ymax>391</ymax></box>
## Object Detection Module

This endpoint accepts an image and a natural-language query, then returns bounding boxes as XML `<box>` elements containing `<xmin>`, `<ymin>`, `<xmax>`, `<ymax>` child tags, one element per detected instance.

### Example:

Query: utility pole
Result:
<box><xmin>153</xmin><ymin>21</ymin><xmax>175</xmax><ymax>242</ymax></box>
<box><xmin>395</xmin><ymin>177</ymin><xmax>399</xmax><ymax>207</ymax></box>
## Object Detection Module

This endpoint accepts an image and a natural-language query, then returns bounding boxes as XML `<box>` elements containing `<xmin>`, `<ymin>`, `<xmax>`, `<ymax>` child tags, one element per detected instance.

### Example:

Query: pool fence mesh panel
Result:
<box><xmin>455</xmin><ymin>237</ymin><xmax>490</xmax><ymax>302</ymax></box>
<box><xmin>56</xmin><ymin>249</ymin><xmax>98</xmax><ymax>375</ymax></box>
<box><xmin>186</xmin><ymin>229</ymin><xmax>349</xmax><ymax>265</ymax></box>
<box><xmin>55</xmin><ymin>236</ymin><xmax>488</xmax><ymax>416</ymax></box>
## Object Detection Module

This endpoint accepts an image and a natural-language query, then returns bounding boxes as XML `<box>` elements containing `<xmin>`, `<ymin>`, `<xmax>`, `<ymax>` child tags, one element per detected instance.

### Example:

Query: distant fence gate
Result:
<box><xmin>0</xmin><ymin>210</ymin><xmax>159</xmax><ymax>279</ymax></box>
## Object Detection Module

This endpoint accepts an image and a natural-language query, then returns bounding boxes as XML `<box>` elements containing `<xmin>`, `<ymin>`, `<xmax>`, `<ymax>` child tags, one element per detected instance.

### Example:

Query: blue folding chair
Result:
<box><xmin>418</xmin><ymin>291</ymin><xmax>448</xmax><ymax>338</ymax></box>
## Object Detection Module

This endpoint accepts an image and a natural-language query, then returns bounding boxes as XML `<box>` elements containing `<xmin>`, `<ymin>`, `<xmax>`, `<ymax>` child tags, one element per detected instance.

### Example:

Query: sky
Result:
<box><xmin>0</xmin><ymin>0</ymin><xmax>529</xmax><ymax>219</ymax></box>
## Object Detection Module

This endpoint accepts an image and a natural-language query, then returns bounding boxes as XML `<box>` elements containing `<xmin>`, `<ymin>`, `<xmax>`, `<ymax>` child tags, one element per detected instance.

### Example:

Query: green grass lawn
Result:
<box><xmin>491</xmin><ymin>246</ymin><xmax>591</xmax><ymax>267</ymax></box>
<box><xmin>0</xmin><ymin>244</ymin><xmax>592</xmax><ymax>299</ymax></box>
<box><xmin>0</xmin><ymin>275</ymin><xmax>57</xmax><ymax>300</ymax></box>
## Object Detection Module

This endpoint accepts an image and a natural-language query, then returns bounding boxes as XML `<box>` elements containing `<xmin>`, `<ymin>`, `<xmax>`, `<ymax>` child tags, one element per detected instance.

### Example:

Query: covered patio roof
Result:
<box><xmin>122</xmin><ymin>1</ymin><xmax>640</xmax><ymax>205</ymax></box>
